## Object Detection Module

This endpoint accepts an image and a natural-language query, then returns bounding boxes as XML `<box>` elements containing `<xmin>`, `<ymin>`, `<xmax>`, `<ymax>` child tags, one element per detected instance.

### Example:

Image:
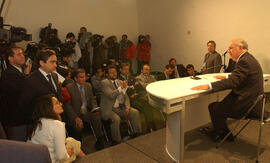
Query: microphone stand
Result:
<box><xmin>191</xmin><ymin>64</ymin><xmax>225</xmax><ymax>80</ymax></box>
<box><xmin>223</xmin><ymin>51</ymin><xmax>227</xmax><ymax>72</ymax></box>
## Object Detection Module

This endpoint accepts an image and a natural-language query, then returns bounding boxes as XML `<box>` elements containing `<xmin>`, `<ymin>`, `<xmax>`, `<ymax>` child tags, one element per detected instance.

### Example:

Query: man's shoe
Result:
<box><xmin>110</xmin><ymin>140</ymin><xmax>120</xmax><ymax>146</ymax></box>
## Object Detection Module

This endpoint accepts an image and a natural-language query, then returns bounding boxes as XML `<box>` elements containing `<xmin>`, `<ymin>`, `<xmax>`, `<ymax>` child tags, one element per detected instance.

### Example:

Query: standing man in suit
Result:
<box><xmin>192</xmin><ymin>38</ymin><xmax>264</xmax><ymax>141</ymax></box>
<box><xmin>169</xmin><ymin>58</ymin><xmax>188</xmax><ymax>78</ymax></box>
<box><xmin>202</xmin><ymin>40</ymin><xmax>222</xmax><ymax>74</ymax></box>
<box><xmin>20</xmin><ymin>49</ymin><xmax>61</xmax><ymax>125</ymax></box>
<box><xmin>65</xmin><ymin>68</ymin><xmax>104</xmax><ymax>149</ymax></box>
<box><xmin>0</xmin><ymin>46</ymin><xmax>32</xmax><ymax>141</ymax></box>
<box><xmin>100</xmin><ymin>65</ymin><xmax>141</xmax><ymax>144</ymax></box>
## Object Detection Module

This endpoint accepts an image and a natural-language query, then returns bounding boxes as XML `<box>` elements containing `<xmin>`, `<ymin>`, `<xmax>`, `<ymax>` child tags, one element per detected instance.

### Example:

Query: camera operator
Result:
<box><xmin>0</xmin><ymin>46</ymin><xmax>32</xmax><ymax>141</ymax></box>
<box><xmin>105</xmin><ymin>36</ymin><xmax>120</xmax><ymax>63</ymax></box>
<box><xmin>92</xmin><ymin>34</ymin><xmax>106</xmax><ymax>75</ymax></box>
<box><xmin>78</xmin><ymin>27</ymin><xmax>92</xmax><ymax>74</ymax></box>
<box><xmin>39</xmin><ymin>23</ymin><xmax>61</xmax><ymax>48</ymax></box>
<box><xmin>65</xmin><ymin>32</ymin><xmax>82</xmax><ymax>70</ymax></box>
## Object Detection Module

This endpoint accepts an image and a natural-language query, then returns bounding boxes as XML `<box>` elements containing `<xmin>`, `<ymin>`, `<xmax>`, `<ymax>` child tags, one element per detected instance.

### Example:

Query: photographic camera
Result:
<box><xmin>92</xmin><ymin>34</ymin><xmax>104</xmax><ymax>48</ymax></box>
<box><xmin>60</xmin><ymin>41</ymin><xmax>76</xmax><ymax>57</ymax></box>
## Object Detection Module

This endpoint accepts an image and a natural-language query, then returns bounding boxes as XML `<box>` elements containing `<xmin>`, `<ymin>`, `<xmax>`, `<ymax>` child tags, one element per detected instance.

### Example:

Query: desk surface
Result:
<box><xmin>146</xmin><ymin>73</ymin><xmax>270</xmax><ymax>101</ymax></box>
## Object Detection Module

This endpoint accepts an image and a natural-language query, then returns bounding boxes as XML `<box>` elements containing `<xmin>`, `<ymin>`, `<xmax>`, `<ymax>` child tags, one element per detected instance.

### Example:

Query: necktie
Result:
<box><xmin>79</xmin><ymin>85</ymin><xmax>87</xmax><ymax>114</ymax></box>
<box><xmin>46</xmin><ymin>74</ymin><xmax>55</xmax><ymax>91</ymax></box>
<box><xmin>113</xmin><ymin>80</ymin><xmax>118</xmax><ymax>89</ymax></box>
<box><xmin>79</xmin><ymin>85</ymin><xmax>86</xmax><ymax>102</ymax></box>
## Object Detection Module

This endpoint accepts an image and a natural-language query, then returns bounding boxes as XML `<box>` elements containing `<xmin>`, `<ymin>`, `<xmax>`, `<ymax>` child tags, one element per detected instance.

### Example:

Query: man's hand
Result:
<box><xmin>191</xmin><ymin>84</ymin><xmax>210</xmax><ymax>90</ymax></box>
<box><xmin>121</xmin><ymin>80</ymin><xmax>128</xmax><ymax>89</ymax></box>
<box><xmin>24</xmin><ymin>63</ymin><xmax>32</xmax><ymax>75</ymax></box>
<box><xmin>75</xmin><ymin>117</ymin><xmax>83</xmax><ymax>129</ymax></box>
<box><xmin>214</xmin><ymin>75</ymin><xmax>226</xmax><ymax>80</ymax></box>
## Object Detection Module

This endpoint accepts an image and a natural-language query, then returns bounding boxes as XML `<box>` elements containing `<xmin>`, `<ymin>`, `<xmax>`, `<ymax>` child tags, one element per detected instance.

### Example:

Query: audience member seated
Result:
<box><xmin>91</xmin><ymin>66</ymin><xmax>105</xmax><ymax>106</ymax></box>
<box><xmin>156</xmin><ymin>64</ymin><xmax>174</xmax><ymax>81</ymax></box>
<box><xmin>100</xmin><ymin>65</ymin><xmax>142</xmax><ymax>145</ymax></box>
<box><xmin>169</xmin><ymin>58</ymin><xmax>188</xmax><ymax>78</ymax></box>
<box><xmin>186</xmin><ymin>64</ymin><xmax>199</xmax><ymax>76</ymax></box>
<box><xmin>136</xmin><ymin>64</ymin><xmax>166</xmax><ymax>130</ymax></box>
<box><xmin>0</xmin><ymin>46</ymin><xmax>32</xmax><ymax>141</ymax></box>
<box><xmin>64</xmin><ymin>68</ymin><xmax>105</xmax><ymax>150</ymax></box>
<box><xmin>27</xmin><ymin>94</ymin><xmax>85</xmax><ymax>163</ymax></box>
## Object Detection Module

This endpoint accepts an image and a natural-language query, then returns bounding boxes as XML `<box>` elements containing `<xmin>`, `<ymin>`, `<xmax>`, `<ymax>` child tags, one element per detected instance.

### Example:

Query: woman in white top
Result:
<box><xmin>27</xmin><ymin>94</ymin><xmax>84</xmax><ymax>163</ymax></box>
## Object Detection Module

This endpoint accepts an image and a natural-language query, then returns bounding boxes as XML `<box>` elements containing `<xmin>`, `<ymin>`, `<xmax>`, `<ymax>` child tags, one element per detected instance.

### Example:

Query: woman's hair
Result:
<box><xmin>27</xmin><ymin>94</ymin><xmax>59</xmax><ymax>140</ymax></box>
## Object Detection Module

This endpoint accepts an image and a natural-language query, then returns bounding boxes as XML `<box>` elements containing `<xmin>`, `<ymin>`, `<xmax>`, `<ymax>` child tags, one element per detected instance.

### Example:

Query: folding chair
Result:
<box><xmin>216</xmin><ymin>94</ymin><xmax>270</xmax><ymax>163</ymax></box>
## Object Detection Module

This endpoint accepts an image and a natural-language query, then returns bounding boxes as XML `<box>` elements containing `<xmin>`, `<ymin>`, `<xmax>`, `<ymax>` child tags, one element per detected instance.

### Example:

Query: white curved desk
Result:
<box><xmin>146</xmin><ymin>73</ymin><xmax>270</xmax><ymax>162</ymax></box>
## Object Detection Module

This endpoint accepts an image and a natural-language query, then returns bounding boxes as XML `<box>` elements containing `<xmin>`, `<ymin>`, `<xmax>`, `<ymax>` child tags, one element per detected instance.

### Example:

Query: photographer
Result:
<box><xmin>105</xmin><ymin>36</ymin><xmax>120</xmax><ymax>63</ymax></box>
<box><xmin>92</xmin><ymin>34</ymin><xmax>106</xmax><ymax>75</ymax></box>
<box><xmin>0</xmin><ymin>46</ymin><xmax>32</xmax><ymax>141</ymax></box>
<box><xmin>78</xmin><ymin>27</ymin><xmax>92</xmax><ymax>74</ymax></box>
<box><xmin>39</xmin><ymin>24</ymin><xmax>61</xmax><ymax>48</ymax></box>
<box><xmin>119</xmin><ymin>34</ymin><xmax>136</xmax><ymax>75</ymax></box>
<box><xmin>65</xmin><ymin>32</ymin><xmax>82</xmax><ymax>70</ymax></box>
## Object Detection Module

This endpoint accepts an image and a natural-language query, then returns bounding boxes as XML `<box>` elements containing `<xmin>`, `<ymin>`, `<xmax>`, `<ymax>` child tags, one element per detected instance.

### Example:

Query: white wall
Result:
<box><xmin>137</xmin><ymin>0</ymin><xmax>270</xmax><ymax>73</ymax></box>
<box><xmin>2</xmin><ymin>0</ymin><xmax>139</xmax><ymax>43</ymax></box>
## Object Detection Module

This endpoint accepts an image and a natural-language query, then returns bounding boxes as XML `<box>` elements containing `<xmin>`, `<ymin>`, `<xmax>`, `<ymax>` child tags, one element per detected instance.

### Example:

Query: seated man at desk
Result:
<box><xmin>192</xmin><ymin>38</ymin><xmax>268</xmax><ymax>141</ymax></box>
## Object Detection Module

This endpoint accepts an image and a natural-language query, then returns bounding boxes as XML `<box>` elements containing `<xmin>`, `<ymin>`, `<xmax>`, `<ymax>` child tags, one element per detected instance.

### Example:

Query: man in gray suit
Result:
<box><xmin>100</xmin><ymin>65</ymin><xmax>141</xmax><ymax>144</ymax></box>
<box><xmin>65</xmin><ymin>68</ymin><xmax>104</xmax><ymax>149</ymax></box>
<box><xmin>202</xmin><ymin>40</ymin><xmax>222</xmax><ymax>74</ymax></box>
<box><xmin>192</xmin><ymin>38</ymin><xmax>265</xmax><ymax>141</ymax></box>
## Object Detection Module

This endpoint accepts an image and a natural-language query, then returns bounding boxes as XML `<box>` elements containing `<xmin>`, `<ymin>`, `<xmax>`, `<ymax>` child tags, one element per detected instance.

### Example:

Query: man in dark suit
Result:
<box><xmin>169</xmin><ymin>58</ymin><xmax>188</xmax><ymax>78</ymax></box>
<box><xmin>157</xmin><ymin>64</ymin><xmax>174</xmax><ymax>81</ymax></box>
<box><xmin>20</xmin><ymin>49</ymin><xmax>61</xmax><ymax>125</ymax></box>
<box><xmin>192</xmin><ymin>38</ymin><xmax>264</xmax><ymax>141</ymax></box>
<box><xmin>64</xmin><ymin>68</ymin><xmax>104</xmax><ymax>149</ymax></box>
<box><xmin>0</xmin><ymin>46</ymin><xmax>31</xmax><ymax>141</ymax></box>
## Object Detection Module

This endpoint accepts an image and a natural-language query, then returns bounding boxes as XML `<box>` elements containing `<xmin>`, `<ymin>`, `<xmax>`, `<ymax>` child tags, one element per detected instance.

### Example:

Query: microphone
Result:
<box><xmin>191</xmin><ymin>64</ymin><xmax>224</xmax><ymax>80</ymax></box>
<box><xmin>222</xmin><ymin>50</ymin><xmax>228</xmax><ymax>56</ymax></box>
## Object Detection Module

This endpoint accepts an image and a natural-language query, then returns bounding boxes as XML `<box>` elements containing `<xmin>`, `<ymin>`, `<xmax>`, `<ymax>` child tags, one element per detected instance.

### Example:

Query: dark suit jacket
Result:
<box><xmin>225</xmin><ymin>58</ymin><xmax>236</xmax><ymax>73</ymax></box>
<box><xmin>0</xmin><ymin>65</ymin><xmax>27</xmax><ymax>126</ymax></box>
<box><xmin>203</xmin><ymin>51</ymin><xmax>222</xmax><ymax>74</ymax></box>
<box><xmin>170</xmin><ymin>64</ymin><xmax>188</xmax><ymax>78</ymax></box>
<box><xmin>64</xmin><ymin>82</ymin><xmax>97</xmax><ymax>124</ymax></box>
<box><xmin>19</xmin><ymin>70</ymin><xmax>61</xmax><ymax>123</ymax></box>
<box><xmin>157</xmin><ymin>72</ymin><xmax>174</xmax><ymax>81</ymax></box>
<box><xmin>211</xmin><ymin>52</ymin><xmax>263</xmax><ymax>116</ymax></box>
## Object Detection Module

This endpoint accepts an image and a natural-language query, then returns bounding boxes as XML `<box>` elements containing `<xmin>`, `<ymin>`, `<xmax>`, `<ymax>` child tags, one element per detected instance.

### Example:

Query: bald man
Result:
<box><xmin>192</xmin><ymin>38</ymin><xmax>265</xmax><ymax>141</ymax></box>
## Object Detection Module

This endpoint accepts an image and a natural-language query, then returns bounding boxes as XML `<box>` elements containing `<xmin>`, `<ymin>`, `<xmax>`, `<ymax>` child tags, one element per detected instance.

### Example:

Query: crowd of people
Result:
<box><xmin>2</xmin><ymin>30</ymin><xmax>262</xmax><ymax>163</ymax></box>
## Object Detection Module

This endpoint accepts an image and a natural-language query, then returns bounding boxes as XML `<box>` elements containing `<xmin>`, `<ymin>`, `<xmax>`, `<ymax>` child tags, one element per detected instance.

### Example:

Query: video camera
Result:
<box><xmin>0</xmin><ymin>26</ymin><xmax>32</xmax><ymax>44</ymax></box>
